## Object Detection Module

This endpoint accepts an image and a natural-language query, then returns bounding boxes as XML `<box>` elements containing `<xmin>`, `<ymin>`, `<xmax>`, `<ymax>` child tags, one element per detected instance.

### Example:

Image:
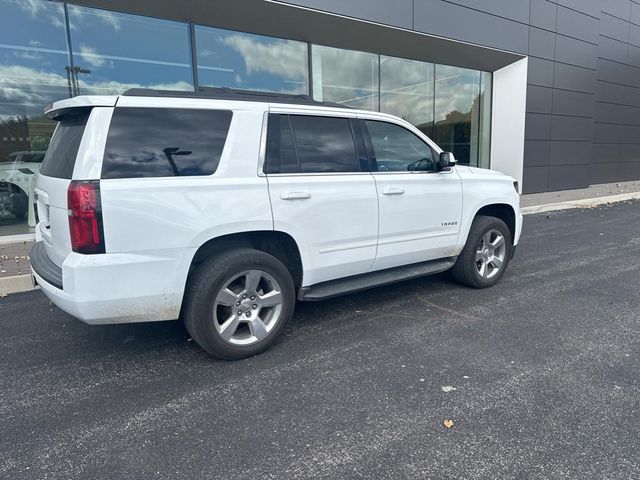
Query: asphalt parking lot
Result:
<box><xmin>1</xmin><ymin>201</ymin><xmax>640</xmax><ymax>480</ymax></box>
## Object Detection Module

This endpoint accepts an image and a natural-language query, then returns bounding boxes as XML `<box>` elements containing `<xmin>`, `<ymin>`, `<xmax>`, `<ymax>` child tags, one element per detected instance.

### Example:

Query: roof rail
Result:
<box><xmin>121</xmin><ymin>87</ymin><xmax>353</xmax><ymax>109</ymax></box>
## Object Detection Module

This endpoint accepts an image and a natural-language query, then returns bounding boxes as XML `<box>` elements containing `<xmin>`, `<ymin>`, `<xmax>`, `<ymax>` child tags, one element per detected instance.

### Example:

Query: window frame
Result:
<box><xmin>358</xmin><ymin>115</ymin><xmax>444</xmax><ymax>175</ymax></box>
<box><xmin>262</xmin><ymin>110</ymin><xmax>370</xmax><ymax>176</ymax></box>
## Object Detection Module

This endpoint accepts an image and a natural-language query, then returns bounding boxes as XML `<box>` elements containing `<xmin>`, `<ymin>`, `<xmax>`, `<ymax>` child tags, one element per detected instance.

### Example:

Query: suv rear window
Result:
<box><xmin>102</xmin><ymin>107</ymin><xmax>232</xmax><ymax>179</ymax></box>
<box><xmin>39</xmin><ymin>112</ymin><xmax>90</xmax><ymax>179</ymax></box>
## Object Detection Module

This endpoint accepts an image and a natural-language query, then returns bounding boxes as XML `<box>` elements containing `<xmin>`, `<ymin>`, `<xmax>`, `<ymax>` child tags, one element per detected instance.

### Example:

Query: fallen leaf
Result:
<box><xmin>444</xmin><ymin>419</ymin><xmax>454</xmax><ymax>429</ymax></box>
<box><xmin>441</xmin><ymin>386</ymin><xmax>457</xmax><ymax>393</ymax></box>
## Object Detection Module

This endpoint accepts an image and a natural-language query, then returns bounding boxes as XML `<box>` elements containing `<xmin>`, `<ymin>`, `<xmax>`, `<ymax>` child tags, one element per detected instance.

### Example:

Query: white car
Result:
<box><xmin>31</xmin><ymin>89</ymin><xmax>522</xmax><ymax>359</ymax></box>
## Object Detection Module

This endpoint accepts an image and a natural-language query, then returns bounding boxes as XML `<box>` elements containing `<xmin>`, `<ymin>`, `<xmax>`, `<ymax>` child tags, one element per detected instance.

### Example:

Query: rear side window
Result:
<box><xmin>265</xmin><ymin>114</ymin><xmax>359</xmax><ymax>174</ymax></box>
<box><xmin>40</xmin><ymin>112</ymin><xmax>90</xmax><ymax>179</ymax></box>
<box><xmin>102</xmin><ymin>108</ymin><xmax>232</xmax><ymax>179</ymax></box>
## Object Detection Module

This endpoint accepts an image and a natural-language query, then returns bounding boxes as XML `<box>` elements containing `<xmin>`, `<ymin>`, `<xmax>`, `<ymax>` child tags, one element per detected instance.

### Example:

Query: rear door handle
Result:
<box><xmin>382</xmin><ymin>187</ymin><xmax>405</xmax><ymax>196</ymax></box>
<box><xmin>280</xmin><ymin>191</ymin><xmax>311</xmax><ymax>200</ymax></box>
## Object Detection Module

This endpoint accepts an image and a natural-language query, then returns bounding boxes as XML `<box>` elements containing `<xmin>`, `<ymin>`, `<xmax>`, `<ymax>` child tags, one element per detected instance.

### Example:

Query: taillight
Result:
<box><xmin>67</xmin><ymin>180</ymin><xmax>105</xmax><ymax>254</ymax></box>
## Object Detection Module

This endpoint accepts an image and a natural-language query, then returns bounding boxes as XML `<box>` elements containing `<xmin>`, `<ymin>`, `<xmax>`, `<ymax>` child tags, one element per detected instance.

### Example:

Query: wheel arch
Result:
<box><xmin>474</xmin><ymin>203</ymin><xmax>516</xmax><ymax>244</ymax></box>
<box><xmin>188</xmin><ymin>230</ymin><xmax>304</xmax><ymax>288</ymax></box>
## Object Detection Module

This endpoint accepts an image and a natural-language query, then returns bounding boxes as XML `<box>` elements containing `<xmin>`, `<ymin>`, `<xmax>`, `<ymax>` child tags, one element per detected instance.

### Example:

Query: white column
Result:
<box><xmin>490</xmin><ymin>57</ymin><xmax>528</xmax><ymax>191</ymax></box>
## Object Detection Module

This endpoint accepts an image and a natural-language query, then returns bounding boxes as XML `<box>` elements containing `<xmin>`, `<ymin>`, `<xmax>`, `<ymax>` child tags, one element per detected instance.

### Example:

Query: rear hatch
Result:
<box><xmin>36</xmin><ymin>111</ymin><xmax>90</xmax><ymax>267</ymax></box>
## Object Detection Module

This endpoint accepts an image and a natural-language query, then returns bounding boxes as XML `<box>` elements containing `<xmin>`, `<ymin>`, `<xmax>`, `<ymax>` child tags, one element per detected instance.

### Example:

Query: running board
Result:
<box><xmin>298</xmin><ymin>257</ymin><xmax>456</xmax><ymax>301</ymax></box>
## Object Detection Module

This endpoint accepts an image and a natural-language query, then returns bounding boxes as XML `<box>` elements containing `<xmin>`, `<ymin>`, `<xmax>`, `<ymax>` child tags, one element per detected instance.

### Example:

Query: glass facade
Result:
<box><xmin>0</xmin><ymin>0</ymin><xmax>492</xmax><ymax>238</ymax></box>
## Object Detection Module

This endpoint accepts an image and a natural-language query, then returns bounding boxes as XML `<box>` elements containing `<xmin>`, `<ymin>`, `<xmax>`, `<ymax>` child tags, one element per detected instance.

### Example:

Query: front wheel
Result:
<box><xmin>183</xmin><ymin>249</ymin><xmax>295</xmax><ymax>360</ymax></box>
<box><xmin>451</xmin><ymin>215</ymin><xmax>512</xmax><ymax>288</ymax></box>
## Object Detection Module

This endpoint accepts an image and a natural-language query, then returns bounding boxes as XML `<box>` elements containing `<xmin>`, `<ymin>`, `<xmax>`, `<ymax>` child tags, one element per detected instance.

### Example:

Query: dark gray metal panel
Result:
<box><xmin>632</xmin><ymin>2</ymin><xmax>640</xmax><ymax>25</ymax></box>
<box><xmin>525</xmin><ymin>113</ymin><xmax>552</xmax><ymax>140</ymax></box>
<box><xmin>595</xmin><ymin>101</ymin><xmax>640</xmax><ymax>125</ymax></box>
<box><xmin>555</xmin><ymin>34</ymin><xmax>597</xmax><ymax>69</ymax></box>
<box><xmin>598</xmin><ymin>58</ymin><xmax>638</xmax><ymax>88</ymax></box>
<box><xmin>599</xmin><ymin>35</ymin><xmax>629</xmax><ymax>64</ymax></box>
<box><xmin>546</xmin><ymin>164</ymin><xmax>591</xmax><ymax>190</ymax></box>
<box><xmin>280</xmin><ymin>0</ymin><xmax>413</xmax><ymax>29</ymax></box>
<box><xmin>530</xmin><ymin>0</ymin><xmax>557</xmax><ymax>31</ymax></box>
<box><xmin>550</xmin><ymin>115</ymin><xmax>593</xmax><ymax>141</ymax></box>
<box><xmin>630</xmin><ymin>24</ymin><xmax>640</xmax><ymax>47</ymax></box>
<box><xmin>549</xmin><ymin>140</ymin><xmax>593</xmax><ymax>165</ymax></box>
<box><xmin>528</xmin><ymin>57</ymin><xmax>555</xmax><ymax>87</ymax></box>
<box><xmin>595</xmin><ymin>80</ymin><xmax>640</xmax><ymax>107</ymax></box>
<box><xmin>628</xmin><ymin>44</ymin><xmax>640</xmax><ymax>67</ymax></box>
<box><xmin>556</xmin><ymin>0</ymin><xmax>601</xmax><ymax>19</ymax></box>
<box><xmin>600</xmin><ymin>0</ymin><xmax>632</xmax><ymax>21</ymax></box>
<box><xmin>413</xmin><ymin>0</ymin><xmax>529</xmax><ymax>54</ymax></box>
<box><xmin>554</xmin><ymin>63</ymin><xmax>597</xmax><ymax>93</ymax></box>
<box><xmin>600</xmin><ymin>13</ymin><xmax>632</xmax><ymax>43</ymax></box>
<box><xmin>445</xmin><ymin>0</ymin><xmax>531</xmax><ymax>23</ymax></box>
<box><xmin>552</xmin><ymin>89</ymin><xmax>595</xmax><ymax>117</ymax></box>
<box><xmin>529</xmin><ymin>27</ymin><xmax>556</xmax><ymax>60</ymax></box>
<box><xmin>527</xmin><ymin>85</ymin><xmax>553</xmax><ymax>113</ymax></box>
<box><xmin>594</xmin><ymin>122</ymin><xmax>640</xmax><ymax>143</ymax></box>
<box><xmin>524</xmin><ymin>140</ymin><xmax>551</xmax><ymax>166</ymax></box>
<box><xmin>522</xmin><ymin>166</ymin><xmax>549</xmax><ymax>193</ymax></box>
<box><xmin>556</xmin><ymin>6</ymin><xmax>599</xmax><ymax>44</ymax></box>
<box><xmin>590</xmin><ymin>162</ymin><xmax>624</xmax><ymax>184</ymax></box>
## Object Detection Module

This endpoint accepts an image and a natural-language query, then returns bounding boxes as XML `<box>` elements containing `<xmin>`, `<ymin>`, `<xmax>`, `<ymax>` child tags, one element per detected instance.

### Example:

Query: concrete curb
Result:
<box><xmin>521</xmin><ymin>191</ymin><xmax>640</xmax><ymax>215</ymax></box>
<box><xmin>0</xmin><ymin>274</ymin><xmax>36</xmax><ymax>297</ymax></box>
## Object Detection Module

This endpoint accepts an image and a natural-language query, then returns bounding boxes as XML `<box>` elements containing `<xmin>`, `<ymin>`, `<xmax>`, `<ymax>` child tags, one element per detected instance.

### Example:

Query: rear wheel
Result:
<box><xmin>183</xmin><ymin>248</ymin><xmax>295</xmax><ymax>360</ymax></box>
<box><xmin>451</xmin><ymin>215</ymin><xmax>512</xmax><ymax>288</ymax></box>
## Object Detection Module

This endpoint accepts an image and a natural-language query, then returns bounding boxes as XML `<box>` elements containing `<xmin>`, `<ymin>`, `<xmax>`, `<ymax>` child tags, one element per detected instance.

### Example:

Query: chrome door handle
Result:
<box><xmin>382</xmin><ymin>187</ymin><xmax>405</xmax><ymax>195</ymax></box>
<box><xmin>280</xmin><ymin>191</ymin><xmax>311</xmax><ymax>200</ymax></box>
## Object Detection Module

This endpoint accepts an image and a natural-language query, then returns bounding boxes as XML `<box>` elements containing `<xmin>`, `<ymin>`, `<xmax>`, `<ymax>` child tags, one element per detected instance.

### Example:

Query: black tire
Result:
<box><xmin>451</xmin><ymin>215</ymin><xmax>512</xmax><ymax>288</ymax></box>
<box><xmin>8</xmin><ymin>191</ymin><xmax>28</xmax><ymax>218</ymax></box>
<box><xmin>183</xmin><ymin>248</ymin><xmax>295</xmax><ymax>360</ymax></box>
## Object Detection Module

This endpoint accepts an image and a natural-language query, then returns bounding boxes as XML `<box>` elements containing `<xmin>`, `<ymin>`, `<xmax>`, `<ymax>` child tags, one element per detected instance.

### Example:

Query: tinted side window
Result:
<box><xmin>365</xmin><ymin>120</ymin><xmax>435</xmax><ymax>172</ymax></box>
<box><xmin>102</xmin><ymin>108</ymin><xmax>232</xmax><ymax>179</ymax></box>
<box><xmin>40</xmin><ymin>112</ymin><xmax>90</xmax><ymax>179</ymax></box>
<box><xmin>289</xmin><ymin>115</ymin><xmax>359</xmax><ymax>173</ymax></box>
<box><xmin>265</xmin><ymin>114</ymin><xmax>298</xmax><ymax>174</ymax></box>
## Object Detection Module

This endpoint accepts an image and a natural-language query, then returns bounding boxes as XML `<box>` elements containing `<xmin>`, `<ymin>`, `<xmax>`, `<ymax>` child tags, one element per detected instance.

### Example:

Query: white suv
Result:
<box><xmin>31</xmin><ymin>89</ymin><xmax>522</xmax><ymax>359</ymax></box>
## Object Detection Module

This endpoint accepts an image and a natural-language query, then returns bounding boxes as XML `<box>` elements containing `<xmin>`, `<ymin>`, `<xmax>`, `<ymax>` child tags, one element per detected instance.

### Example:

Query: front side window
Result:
<box><xmin>265</xmin><ymin>115</ymin><xmax>359</xmax><ymax>174</ymax></box>
<box><xmin>102</xmin><ymin>108</ymin><xmax>232</xmax><ymax>179</ymax></box>
<box><xmin>365</xmin><ymin>120</ymin><xmax>435</xmax><ymax>172</ymax></box>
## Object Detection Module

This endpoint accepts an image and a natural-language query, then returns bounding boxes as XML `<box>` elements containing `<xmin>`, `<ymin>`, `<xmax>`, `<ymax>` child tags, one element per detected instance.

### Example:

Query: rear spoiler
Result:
<box><xmin>44</xmin><ymin>95</ymin><xmax>118</xmax><ymax>120</ymax></box>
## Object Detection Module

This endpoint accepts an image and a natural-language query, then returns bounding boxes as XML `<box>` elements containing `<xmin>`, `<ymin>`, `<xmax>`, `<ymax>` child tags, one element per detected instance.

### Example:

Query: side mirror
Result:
<box><xmin>438</xmin><ymin>152</ymin><xmax>456</xmax><ymax>171</ymax></box>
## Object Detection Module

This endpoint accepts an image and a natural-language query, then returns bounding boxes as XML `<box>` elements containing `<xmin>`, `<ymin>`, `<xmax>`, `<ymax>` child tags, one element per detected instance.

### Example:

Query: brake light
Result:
<box><xmin>67</xmin><ymin>180</ymin><xmax>105</xmax><ymax>254</ymax></box>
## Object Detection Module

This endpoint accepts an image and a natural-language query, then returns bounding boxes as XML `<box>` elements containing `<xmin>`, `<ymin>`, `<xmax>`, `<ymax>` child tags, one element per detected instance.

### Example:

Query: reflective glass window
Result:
<box><xmin>265</xmin><ymin>115</ymin><xmax>298</xmax><ymax>174</ymax></box>
<box><xmin>479</xmin><ymin>72</ymin><xmax>492</xmax><ymax>169</ymax></box>
<box><xmin>365</xmin><ymin>120</ymin><xmax>435</xmax><ymax>172</ymax></box>
<box><xmin>290</xmin><ymin>115</ymin><xmax>359</xmax><ymax>173</ymax></box>
<box><xmin>195</xmin><ymin>26</ymin><xmax>308</xmax><ymax>94</ymax></box>
<box><xmin>0</xmin><ymin>0</ymin><xmax>70</xmax><ymax>235</ymax></box>
<box><xmin>312</xmin><ymin>45</ymin><xmax>379</xmax><ymax>110</ymax></box>
<box><xmin>380</xmin><ymin>56</ymin><xmax>434</xmax><ymax>137</ymax></box>
<box><xmin>67</xmin><ymin>5</ymin><xmax>193</xmax><ymax>95</ymax></box>
<box><xmin>102</xmin><ymin>108</ymin><xmax>232</xmax><ymax>179</ymax></box>
<box><xmin>433</xmin><ymin>65</ymin><xmax>481</xmax><ymax>166</ymax></box>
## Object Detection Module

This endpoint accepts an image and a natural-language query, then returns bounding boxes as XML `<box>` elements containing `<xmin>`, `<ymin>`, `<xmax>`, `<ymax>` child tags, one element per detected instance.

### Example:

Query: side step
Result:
<box><xmin>298</xmin><ymin>257</ymin><xmax>456</xmax><ymax>301</ymax></box>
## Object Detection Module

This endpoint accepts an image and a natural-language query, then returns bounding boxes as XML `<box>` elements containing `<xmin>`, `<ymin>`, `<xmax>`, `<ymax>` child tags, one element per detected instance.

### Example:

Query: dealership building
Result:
<box><xmin>1</xmin><ymin>0</ymin><xmax>639</xmax><ymax>239</ymax></box>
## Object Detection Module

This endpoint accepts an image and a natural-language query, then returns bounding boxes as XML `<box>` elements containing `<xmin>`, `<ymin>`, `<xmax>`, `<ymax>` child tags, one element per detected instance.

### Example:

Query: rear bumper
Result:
<box><xmin>30</xmin><ymin>242</ymin><xmax>195</xmax><ymax>325</ymax></box>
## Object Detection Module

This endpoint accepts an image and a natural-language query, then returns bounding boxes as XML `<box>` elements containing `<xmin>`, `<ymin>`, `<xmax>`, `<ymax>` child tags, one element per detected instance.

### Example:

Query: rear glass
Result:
<box><xmin>102</xmin><ymin>107</ymin><xmax>232</xmax><ymax>179</ymax></box>
<box><xmin>39</xmin><ymin>112</ymin><xmax>90</xmax><ymax>179</ymax></box>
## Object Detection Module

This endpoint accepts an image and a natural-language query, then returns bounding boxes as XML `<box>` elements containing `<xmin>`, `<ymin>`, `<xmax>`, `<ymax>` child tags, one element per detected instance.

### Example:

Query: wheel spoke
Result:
<box><xmin>491</xmin><ymin>256</ymin><xmax>504</xmax><ymax>269</ymax></box>
<box><xmin>219</xmin><ymin>315</ymin><xmax>241</xmax><ymax>341</ymax></box>
<box><xmin>259</xmin><ymin>290</ymin><xmax>282</xmax><ymax>308</ymax></box>
<box><xmin>217</xmin><ymin>288</ymin><xmax>238</xmax><ymax>307</ymax></box>
<box><xmin>249</xmin><ymin>317</ymin><xmax>268</xmax><ymax>340</ymax></box>
<box><xmin>244</xmin><ymin>270</ymin><xmax>261</xmax><ymax>293</ymax></box>
<box><xmin>491</xmin><ymin>235</ymin><xmax>505</xmax><ymax>249</ymax></box>
<box><xmin>483</xmin><ymin>232</ymin><xmax>493</xmax><ymax>247</ymax></box>
<box><xmin>478</xmin><ymin>259</ymin><xmax>487</xmax><ymax>277</ymax></box>
<box><xmin>475</xmin><ymin>249</ymin><xmax>484</xmax><ymax>261</ymax></box>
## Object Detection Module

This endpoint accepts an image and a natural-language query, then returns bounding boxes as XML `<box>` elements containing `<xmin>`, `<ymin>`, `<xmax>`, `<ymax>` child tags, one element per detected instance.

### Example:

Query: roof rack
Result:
<box><xmin>121</xmin><ymin>87</ymin><xmax>353</xmax><ymax>109</ymax></box>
